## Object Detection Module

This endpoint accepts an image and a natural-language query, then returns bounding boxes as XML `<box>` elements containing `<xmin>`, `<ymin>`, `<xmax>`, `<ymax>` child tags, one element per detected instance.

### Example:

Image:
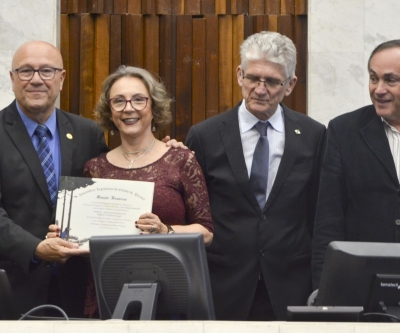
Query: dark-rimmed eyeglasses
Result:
<box><xmin>12</xmin><ymin>67</ymin><xmax>63</xmax><ymax>81</ymax></box>
<box><xmin>242</xmin><ymin>73</ymin><xmax>289</xmax><ymax>89</ymax></box>
<box><xmin>108</xmin><ymin>96</ymin><xmax>150</xmax><ymax>112</ymax></box>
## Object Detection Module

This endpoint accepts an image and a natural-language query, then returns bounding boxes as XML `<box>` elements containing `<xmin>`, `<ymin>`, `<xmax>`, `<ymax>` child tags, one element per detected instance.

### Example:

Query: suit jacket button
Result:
<box><xmin>261</xmin><ymin>215</ymin><xmax>267</xmax><ymax>221</ymax></box>
<box><xmin>395</xmin><ymin>219</ymin><xmax>400</xmax><ymax>226</ymax></box>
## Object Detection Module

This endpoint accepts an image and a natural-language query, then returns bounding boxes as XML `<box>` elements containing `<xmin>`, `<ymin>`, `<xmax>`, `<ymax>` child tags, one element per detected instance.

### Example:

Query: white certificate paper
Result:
<box><xmin>55</xmin><ymin>176</ymin><xmax>154</xmax><ymax>249</ymax></box>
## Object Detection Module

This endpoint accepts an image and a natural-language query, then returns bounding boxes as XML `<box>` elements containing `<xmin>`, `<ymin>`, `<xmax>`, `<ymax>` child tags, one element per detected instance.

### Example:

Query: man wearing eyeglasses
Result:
<box><xmin>186</xmin><ymin>31</ymin><xmax>326</xmax><ymax>320</ymax></box>
<box><xmin>0</xmin><ymin>41</ymin><xmax>108</xmax><ymax>317</ymax></box>
<box><xmin>312</xmin><ymin>40</ymin><xmax>400</xmax><ymax>292</ymax></box>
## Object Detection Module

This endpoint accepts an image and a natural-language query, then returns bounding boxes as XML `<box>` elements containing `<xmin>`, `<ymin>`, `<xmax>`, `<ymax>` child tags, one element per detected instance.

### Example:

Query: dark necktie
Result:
<box><xmin>249</xmin><ymin>122</ymin><xmax>269</xmax><ymax>209</ymax></box>
<box><xmin>34</xmin><ymin>125</ymin><xmax>57</xmax><ymax>205</ymax></box>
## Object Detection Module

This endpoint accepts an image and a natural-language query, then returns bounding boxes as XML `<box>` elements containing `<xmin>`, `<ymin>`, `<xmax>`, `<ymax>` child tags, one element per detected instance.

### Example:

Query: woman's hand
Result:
<box><xmin>136</xmin><ymin>212</ymin><xmax>168</xmax><ymax>234</ymax></box>
<box><xmin>46</xmin><ymin>224</ymin><xmax>60</xmax><ymax>239</ymax></box>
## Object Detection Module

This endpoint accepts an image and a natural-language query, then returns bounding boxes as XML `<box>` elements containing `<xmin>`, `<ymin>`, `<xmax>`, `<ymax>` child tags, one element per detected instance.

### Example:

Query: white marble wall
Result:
<box><xmin>308</xmin><ymin>0</ymin><xmax>400</xmax><ymax>125</ymax></box>
<box><xmin>0</xmin><ymin>0</ymin><xmax>59</xmax><ymax>108</ymax></box>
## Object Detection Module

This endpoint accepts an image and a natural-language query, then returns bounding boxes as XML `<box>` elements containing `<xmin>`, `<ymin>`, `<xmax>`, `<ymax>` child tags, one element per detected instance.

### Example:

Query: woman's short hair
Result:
<box><xmin>240</xmin><ymin>31</ymin><xmax>297</xmax><ymax>79</ymax></box>
<box><xmin>95</xmin><ymin>65</ymin><xmax>172</xmax><ymax>132</ymax></box>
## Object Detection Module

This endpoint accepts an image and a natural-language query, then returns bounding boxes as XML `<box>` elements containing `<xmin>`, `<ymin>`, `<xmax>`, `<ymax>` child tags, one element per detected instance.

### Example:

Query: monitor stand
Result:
<box><xmin>378</xmin><ymin>302</ymin><xmax>400</xmax><ymax>322</ymax></box>
<box><xmin>112</xmin><ymin>282</ymin><xmax>161</xmax><ymax>320</ymax></box>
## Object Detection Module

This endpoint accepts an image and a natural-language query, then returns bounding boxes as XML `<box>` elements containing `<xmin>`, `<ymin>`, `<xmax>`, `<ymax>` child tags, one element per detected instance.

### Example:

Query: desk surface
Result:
<box><xmin>1</xmin><ymin>321</ymin><xmax>399</xmax><ymax>333</ymax></box>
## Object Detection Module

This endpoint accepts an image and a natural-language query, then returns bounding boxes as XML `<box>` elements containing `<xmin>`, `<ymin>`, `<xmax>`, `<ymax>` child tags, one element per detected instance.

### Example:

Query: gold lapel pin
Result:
<box><xmin>294</xmin><ymin>129</ymin><xmax>301</xmax><ymax>135</ymax></box>
<box><xmin>66</xmin><ymin>133</ymin><xmax>73</xmax><ymax>139</ymax></box>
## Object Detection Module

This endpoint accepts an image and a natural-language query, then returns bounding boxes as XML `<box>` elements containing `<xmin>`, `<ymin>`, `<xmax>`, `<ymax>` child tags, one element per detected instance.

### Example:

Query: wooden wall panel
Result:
<box><xmin>295</xmin><ymin>0</ymin><xmax>307</xmax><ymax>15</ymax></box>
<box><xmin>87</xmin><ymin>0</ymin><xmax>104</xmax><ymax>14</ymax></box>
<box><xmin>68</xmin><ymin>15</ymin><xmax>81</xmax><ymax>115</ymax></box>
<box><xmin>60</xmin><ymin>14</ymin><xmax>70</xmax><ymax>113</ymax></box>
<box><xmin>144</xmin><ymin>15</ymin><xmax>160</xmax><ymax>74</ymax></box>
<box><xmin>121</xmin><ymin>15</ymin><xmax>144</xmax><ymax>67</ymax></box>
<box><xmin>249</xmin><ymin>0</ymin><xmax>264</xmax><ymax>15</ymax></box>
<box><xmin>232</xmin><ymin>15</ymin><xmax>244</xmax><ymax>105</ymax></box>
<box><xmin>159</xmin><ymin>15</ymin><xmax>177</xmax><ymax>138</ymax></box>
<box><xmin>231</xmin><ymin>0</ymin><xmax>248</xmax><ymax>14</ymax></box>
<box><xmin>185</xmin><ymin>0</ymin><xmax>201</xmax><ymax>15</ymax></box>
<box><xmin>205</xmin><ymin>15</ymin><xmax>219</xmax><ymax>119</ymax></box>
<box><xmin>293</xmin><ymin>14</ymin><xmax>307</xmax><ymax>114</ymax></box>
<box><xmin>175</xmin><ymin>15</ymin><xmax>193</xmax><ymax>141</ymax></box>
<box><xmin>127</xmin><ymin>0</ymin><xmax>142</xmax><ymax>13</ymax></box>
<box><xmin>266</xmin><ymin>0</ymin><xmax>280</xmax><ymax>14</ymax></box>
<box><xmin>79</xmin><ymin>14</ymin><xmax>95</xmax><ymax>119</ymax></box>
<box><xmin>93</xmin><ymin>15</ymin><xmax>110</xmax><ymax>107</ymax></box>
<box><xmin>192</xmin><ymin>18</ymin><xmax>206</xmax><ymax>125</ymax></box>
<box><xmin>201</xmin><ymin>0</ymin><xmax>215</xmax><ymax>14</ymax></box>
<box><xmin>281</xmin><ymin>0</ymin><xmax>295</xmax><ymax>15</ymax></box>
<box><xmin>60</xmin><ymin>2</ymin><xmax>308</xmax><ymax>147</ymax></box>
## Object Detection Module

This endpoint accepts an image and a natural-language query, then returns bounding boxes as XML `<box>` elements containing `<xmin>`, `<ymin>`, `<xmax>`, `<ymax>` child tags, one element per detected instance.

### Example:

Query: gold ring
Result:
<box><xmin>150</xmin><ymin>226</ymin><xmax>155</xmax><ymax>233</ymax></box>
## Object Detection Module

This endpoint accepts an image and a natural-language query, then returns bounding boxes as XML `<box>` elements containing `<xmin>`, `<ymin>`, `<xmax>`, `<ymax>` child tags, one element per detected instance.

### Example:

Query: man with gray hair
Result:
<box><xmin>186</xmin><ymin>31</ymin><xmax>326</xmax><ymax>320</ymax></box>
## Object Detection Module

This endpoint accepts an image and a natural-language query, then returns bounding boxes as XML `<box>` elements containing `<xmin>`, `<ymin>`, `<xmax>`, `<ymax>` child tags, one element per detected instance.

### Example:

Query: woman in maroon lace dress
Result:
<box><xmin>50</xmin><ymin>66</ymin><xmax>213</xmax><ymax>317</ymax></box>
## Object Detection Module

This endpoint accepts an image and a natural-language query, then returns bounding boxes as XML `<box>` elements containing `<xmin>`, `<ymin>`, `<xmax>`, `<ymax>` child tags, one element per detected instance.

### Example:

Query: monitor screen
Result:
<box><xmin>89</xmin><ymin>233</ymin><xmax>215</xmax><ymax>320</ymax></box>
<box><xmin>316</xmin><ymin>241</ymin><xmax>400</xmax><ymax>316</ymax></box>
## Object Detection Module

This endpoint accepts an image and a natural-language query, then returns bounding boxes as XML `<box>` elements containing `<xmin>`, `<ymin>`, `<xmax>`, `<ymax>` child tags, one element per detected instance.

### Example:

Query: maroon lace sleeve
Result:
<box><xmin>179</xmin><ymin>151</ymin><xmax>213</xmax><ymax>233</ymax></box>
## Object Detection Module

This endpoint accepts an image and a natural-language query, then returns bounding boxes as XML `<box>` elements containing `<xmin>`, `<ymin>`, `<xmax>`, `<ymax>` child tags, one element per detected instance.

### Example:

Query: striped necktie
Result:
<box><xmin>34</xmin><ymin>125</ymin><xmax>57</xmax><ymax>205</ymax></box>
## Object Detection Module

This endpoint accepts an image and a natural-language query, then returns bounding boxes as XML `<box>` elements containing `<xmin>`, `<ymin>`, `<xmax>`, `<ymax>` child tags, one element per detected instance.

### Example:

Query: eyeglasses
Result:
<box><xmin>13</xmin><ymin>67</ymin><xmax>63</xmax><ymax>81</ymax></box>
<box><xmin>242</xmin><ymin>73</ymin><xmax>289</xmax><ymax>89</ymax></box>
<box><xmin>108</xmin><ymin>96</ymin><xmax>150</xmax><ymax>112</ymax></box>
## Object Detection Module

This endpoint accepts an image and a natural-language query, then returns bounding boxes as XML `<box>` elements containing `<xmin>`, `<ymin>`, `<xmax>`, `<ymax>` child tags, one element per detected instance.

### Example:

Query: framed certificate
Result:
<box><xmin>55</xmin><ymin>176</ymin><xmax>154</xmax><ymax>249</ymax></box>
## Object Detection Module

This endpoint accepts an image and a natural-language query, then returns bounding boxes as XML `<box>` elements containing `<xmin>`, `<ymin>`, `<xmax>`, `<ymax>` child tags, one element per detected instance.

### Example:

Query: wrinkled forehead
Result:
<box><xmin>12</xmin><ymin>42</ymin><xmax>63</xmax><ymax>69</ymax></box>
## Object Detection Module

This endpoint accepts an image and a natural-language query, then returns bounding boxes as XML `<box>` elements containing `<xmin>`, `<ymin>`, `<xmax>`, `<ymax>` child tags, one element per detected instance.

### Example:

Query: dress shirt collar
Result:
<box><xmin>16</xmin><ymin>102</ymin><xmax>57</xmax><ymax>139</ymax></box>
<box><xmin>238</xmin><ymin>100</ymin><xmax>284</xmax><ymax>134</ymax></box>
<box><xmin>382</xmin><ymin>117</ymin><xmax>400</xmax><ymax>134</ymax></box>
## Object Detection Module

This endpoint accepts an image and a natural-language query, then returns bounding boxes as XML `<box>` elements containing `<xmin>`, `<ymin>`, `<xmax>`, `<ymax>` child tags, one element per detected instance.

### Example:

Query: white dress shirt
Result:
<box><xmin>383</xmin><ymin>118</ymin><xmax>400</xmax><ymax>182</ymax></box>
<box><xmin>238</xmin><ymin>100</ymin><xmax>285</xmax><ymax>201</ymax></box>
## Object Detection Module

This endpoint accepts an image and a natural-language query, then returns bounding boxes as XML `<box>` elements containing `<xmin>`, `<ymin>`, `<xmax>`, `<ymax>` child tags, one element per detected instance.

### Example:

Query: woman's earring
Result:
<box><xmin>152</xmin><ymin>126</ymin><xmax>156</xmax><ymax>132</ymax></box>
<box><xmin>110</xmin><ymin>130</ymin><xmax>114</xmax><ymax>136</ymax></box>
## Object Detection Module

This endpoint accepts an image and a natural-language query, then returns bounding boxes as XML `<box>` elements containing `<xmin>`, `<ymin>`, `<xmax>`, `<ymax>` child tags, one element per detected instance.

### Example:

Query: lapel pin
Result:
<box><xmin>66</xmin><ymin>133</ymin><xmax>73</xmax><ymax>139</ymax></box>
<box><xmin>295</xmin><ymin>129</ymin><xmax>301</xmax><ymax>135</ymax></box>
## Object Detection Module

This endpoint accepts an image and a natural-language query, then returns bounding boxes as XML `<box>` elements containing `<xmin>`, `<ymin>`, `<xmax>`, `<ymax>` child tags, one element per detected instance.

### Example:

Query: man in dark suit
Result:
<box><xmin>186</xmin><ymin>31</ymin><xmax>326</xmax><ymax>320</ymax></box>
<box><xmin>312</xmin><ymin>40</ymin><xmax>400</xmax><ymax>290</ymax></box>
<box><xmin>0</xmin><ymin>41</ymin><xmax>108</xmax><ymax>317</ymax></box>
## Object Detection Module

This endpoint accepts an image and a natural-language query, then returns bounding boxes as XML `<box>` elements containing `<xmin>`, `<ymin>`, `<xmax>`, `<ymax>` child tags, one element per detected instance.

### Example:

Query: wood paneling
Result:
<box><xmin>60</xmin><ymin>1</ymin><xmax>308</xmax><ymax>147</ymax></box>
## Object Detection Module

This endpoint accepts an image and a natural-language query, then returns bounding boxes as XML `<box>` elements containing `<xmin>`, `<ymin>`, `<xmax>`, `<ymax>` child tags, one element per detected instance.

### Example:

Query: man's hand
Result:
<box><xmin>34</xmin><ymin>238</ymin><xmax>89</xmax><ymax>263</ymax></box>
<box><xmin>162</xmin><ymin>136</ymin><xmax>188</xmax><ymax>149</ymax></box>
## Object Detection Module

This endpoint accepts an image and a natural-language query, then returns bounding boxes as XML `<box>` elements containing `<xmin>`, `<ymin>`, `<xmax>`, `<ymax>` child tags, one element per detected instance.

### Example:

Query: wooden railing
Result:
<box><xmin>60</xmin><ymin>0</ymin><xmax>307</xmax><ymax>146</ymax></box>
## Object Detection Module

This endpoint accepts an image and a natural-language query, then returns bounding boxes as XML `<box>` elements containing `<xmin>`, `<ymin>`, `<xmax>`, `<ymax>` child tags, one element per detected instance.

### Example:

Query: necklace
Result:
<box><xmin>120</xmin><ymin>138</ymin><xmax>156</xmax><ymax>169</ymax></box>
<box><xmin>120</xmin><ymin>142</ymin><xmax>152</xmax><ymax>155</ymax></box>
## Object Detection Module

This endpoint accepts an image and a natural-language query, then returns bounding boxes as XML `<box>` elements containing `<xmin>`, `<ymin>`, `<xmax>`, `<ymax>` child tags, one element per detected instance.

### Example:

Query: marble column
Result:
<box><xmin>0</xmin><ymin>0</ymin><xmax>59</xmax><ymax>107</ymax></box>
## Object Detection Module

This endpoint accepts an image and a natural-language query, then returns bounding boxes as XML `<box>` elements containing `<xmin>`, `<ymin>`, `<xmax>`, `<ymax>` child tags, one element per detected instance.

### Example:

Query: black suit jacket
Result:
<box><xmin>0</xmin><ymin>100</ymin><xmax>108</xmax><ymax>316</ymax></box>
<box><xmin>186</xmin><ymin>103</ymin><xmax>326</xmax><ymax>320</ymax></box>
<box><xmin>312</xmin><ymin>105</ymin><xmax>400</xmax><ymax>289</ymax></box>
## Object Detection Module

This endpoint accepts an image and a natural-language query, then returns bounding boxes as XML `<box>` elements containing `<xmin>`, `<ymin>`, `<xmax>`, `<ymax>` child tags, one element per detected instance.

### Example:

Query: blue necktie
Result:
<box><xmin>34</xmin><ymin>125</ymin><xmax>57</xmax><ymax>205</ymax></box>
<box><xmin>249</xmin><ymin>122</ymin><xmax>269</xmax><ymax>209</ymax></box>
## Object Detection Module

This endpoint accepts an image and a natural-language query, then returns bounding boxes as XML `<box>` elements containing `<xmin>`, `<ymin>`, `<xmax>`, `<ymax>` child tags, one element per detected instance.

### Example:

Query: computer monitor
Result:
<box><xmin>89</xmin><ymin>233</ymin><xmax>215</xmax><ymax>320</ymax></box>
<box><xmin>316</xmin><ymin>241</ymin><xmax>400</xmax><ymax>321</ymax></box>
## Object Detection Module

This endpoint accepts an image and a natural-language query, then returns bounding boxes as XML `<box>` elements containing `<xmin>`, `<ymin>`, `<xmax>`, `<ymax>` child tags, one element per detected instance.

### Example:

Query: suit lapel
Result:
<box><xmin>57</xmin><ymin>109</ymin><xmax>74</xmax><ymax>176</ymax></box>
<box><xmin>264</xmin><ymin>106</ymin><xmax>301</xmax><ymax>212</ymax></box>
<box><xmin>4</xmin><ymin>103</ymin><xmax>52</xmax><ymax>207</ymax></box>
<box><xmin>359</xmin><ymin>114</ymin><xmax>398</xmax><ymax>184</ymax></box>
<box><xmin>220</xmin><ymin>108</ymin><xmax>261</xmax><ymax>210</ymax></box>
